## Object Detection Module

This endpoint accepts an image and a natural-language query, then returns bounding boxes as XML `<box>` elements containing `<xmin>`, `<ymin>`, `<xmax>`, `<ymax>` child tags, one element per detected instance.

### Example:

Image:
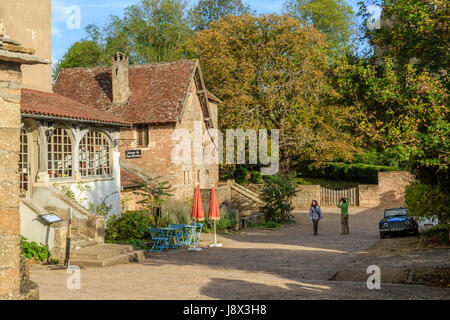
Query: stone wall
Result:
<box><xmin>292</xmin><ymin>171</ymin><xmax>414</xmax><ymax>209</ymax></box>
<box><xmin>359</xmin><ymin>171</ymin><xmax>414</xmax><ymax>209</ymax></box>
<box><xmin>0</xmin><ymin>59</ymin><xmax>22</xmax><ymax>299</ymax></box>
<box><xmin>0</xmin><ymin>1</ymin><xmax>52</xmax><ymax>92</ymax></box>
<box><xmin>120</xmin><ymin>81</ymin><xmax>219</xmax><ymax>201</ymax></box>
<box><xmin>292</xmin><ymin>185</ymin><xmax>321</xmax><ymax>209</ymax></box>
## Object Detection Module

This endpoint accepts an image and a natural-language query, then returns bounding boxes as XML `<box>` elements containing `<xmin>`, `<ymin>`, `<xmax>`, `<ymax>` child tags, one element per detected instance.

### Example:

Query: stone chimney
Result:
<box><xmin>112</xmin><ymin>52</ymin><xmax>130</xmax><ymax>104</ymax></box>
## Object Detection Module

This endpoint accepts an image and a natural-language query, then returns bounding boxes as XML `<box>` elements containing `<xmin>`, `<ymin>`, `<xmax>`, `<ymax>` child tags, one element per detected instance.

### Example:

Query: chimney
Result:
<box><xmin>112</xmin><ymin>52</ymin><xmax>130</xmax><ymax>104</ymax></box>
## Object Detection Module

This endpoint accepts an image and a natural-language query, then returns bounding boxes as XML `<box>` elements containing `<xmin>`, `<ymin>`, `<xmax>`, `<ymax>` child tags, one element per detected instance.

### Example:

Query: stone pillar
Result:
<box><xmin>0</xmin><ymin>59</ymin><xmax>23</xmax><ymax>299</ymax></box>
<box><xmin>0</xmin><ymin>19</ymin><xmax>48</xmax><ymax>300</ymax></box>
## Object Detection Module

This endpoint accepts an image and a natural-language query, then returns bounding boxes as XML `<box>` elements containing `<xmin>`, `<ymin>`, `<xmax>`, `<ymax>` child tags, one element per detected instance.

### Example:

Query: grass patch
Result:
<box><xmin>295</xmin><ymin>177</ymin><xmax>360</xmax><ymax>189</ymax></box>
<box><xmin>248</xmin><ymin>219</ymin><xmax>296</xmax><ymax>229</ymax></box>
<box><xmin>420</xmin><ymin>224</ymin><xmax>450</xmax><ymax>249</ymax></box>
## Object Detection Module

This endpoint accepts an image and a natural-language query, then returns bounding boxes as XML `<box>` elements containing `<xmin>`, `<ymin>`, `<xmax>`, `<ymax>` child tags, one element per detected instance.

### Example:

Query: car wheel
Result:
<box><xmin>380</xmin><ymin>232</ymin><xmax>386</xmax><ymax>239</ymax></box>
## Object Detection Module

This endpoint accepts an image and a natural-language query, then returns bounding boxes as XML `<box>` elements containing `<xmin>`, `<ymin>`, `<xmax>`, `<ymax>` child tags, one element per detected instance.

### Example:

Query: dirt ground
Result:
<box><xmin>30</xmin><ymin>207</ymin><xmax>450</xmax><ymax>299</ymax></box>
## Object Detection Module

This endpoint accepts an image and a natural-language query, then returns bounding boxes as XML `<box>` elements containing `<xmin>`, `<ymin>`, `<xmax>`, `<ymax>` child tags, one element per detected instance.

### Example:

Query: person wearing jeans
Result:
<box><xmin>338</xmin><ymin>197</ymin><xmax>350</xmax><ymax>234</ymax></box>
<box><xmin>309</xmin><ymin>200</ymin><xmax>323</xmax><ymax>235</ymax></box>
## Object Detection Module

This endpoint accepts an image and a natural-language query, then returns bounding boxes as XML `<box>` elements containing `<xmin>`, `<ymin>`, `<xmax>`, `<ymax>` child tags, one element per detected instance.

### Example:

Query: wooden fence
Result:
<box><xmin>320</xmin><ymin>186</ymin><xmax>359</xmax><ymax>206</ymax></box>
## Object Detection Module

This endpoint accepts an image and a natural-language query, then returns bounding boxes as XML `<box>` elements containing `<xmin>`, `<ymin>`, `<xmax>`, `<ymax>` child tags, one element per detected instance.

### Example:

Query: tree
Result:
<box><xmin>117</xmin><ymin>0</ymin><xmax>192</xmax><ymax>63</ymax></box>
<box><xmin>182</xmin><ymin>14</ymin><xmax>356</xmax><ymax>171</ymax></box>
<box><xmin>53</xmin><ymin>40</ymin><xmax>104</xmax><ymax>79</ymax></box>
<box><xmin>133</xmin><ymin>176</ymin><xmax>173</xmax><ymax>227</ymax></box>
<box><xmin>359</xmin><ymin>0</ymin><xmax>449</xmax><ymax>75</ymax></box>
<box><xmin>56</xmin><ymin>0</ymin><xmax>192</xmax><ymax>74</ymax></box>
<box><xmin>189</xmin><ymin>0</ymin><xmax>251</xmax><ymax>31</ymax></box>
<box><xmin>260</xmin><ymin>174</ymin><xmax>297</xmax><ymax>222</ymax></box>
<box><xmin>284</xmin><ymin>0</ymin><xmax>356</xmax><ymax>54</ymax></box>
<box><xmin>333</xmin><ymin>57</ymin><xmax>449</xmax><ymax>173</ymax></box>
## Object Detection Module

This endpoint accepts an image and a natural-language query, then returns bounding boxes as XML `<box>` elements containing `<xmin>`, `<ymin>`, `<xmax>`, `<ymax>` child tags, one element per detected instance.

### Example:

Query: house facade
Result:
<box><xmin>0</xmin><ymin>1</ymin><xmax>130</xmax><ymax>258</ymax></box>
<box><xmin>54</xmin><ymin>54</ymin><xmax>221</xmax><ymax>203</ymax></box>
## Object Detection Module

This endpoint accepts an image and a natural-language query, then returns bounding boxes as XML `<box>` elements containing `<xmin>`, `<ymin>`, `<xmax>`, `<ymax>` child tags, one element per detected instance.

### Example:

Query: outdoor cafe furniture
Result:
<box><xmin>149</xmin><ymin>228</ymin><xmax>169</xmax><ymax>252</ymax></box>
<box><xmin>189</xmin><ymin>222</ymin><xmax>203</xmax><ymax>246</ymax></box>
<box><xmin>149</xmin><ymin>223</ymin><xmax>203</xmax><ymax>252</ymax></box>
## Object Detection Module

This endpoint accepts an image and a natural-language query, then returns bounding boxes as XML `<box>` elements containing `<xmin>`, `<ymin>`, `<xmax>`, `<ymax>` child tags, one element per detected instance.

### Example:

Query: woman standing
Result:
<box><xmin>309</xmin><ymin>200</ymin><xmax>323</xmax><ymax>235</ymax></box>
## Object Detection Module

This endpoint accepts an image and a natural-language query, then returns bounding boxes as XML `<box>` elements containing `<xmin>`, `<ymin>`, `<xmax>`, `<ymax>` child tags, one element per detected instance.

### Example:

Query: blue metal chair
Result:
<box><xmin>190</xmin><ymin>222</ymin><xmax>203</xmax><ymax>246</ymax></box>
<box><xmin>149</xmin><ymin>228</ymin><xmax>168</xmax><ymax>252</ymax></box>
<box><xmin>169</xmin><ymin>224</ymin><xmax>190</xmax><ymax>247</ymax></box>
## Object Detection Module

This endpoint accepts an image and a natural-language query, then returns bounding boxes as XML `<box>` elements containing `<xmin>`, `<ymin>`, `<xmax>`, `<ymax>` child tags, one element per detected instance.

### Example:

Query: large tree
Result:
<box><xmin>284</xmin><ymin>0</ymin><xmax>356</xmax><ymax>54</ymax></box>
<box><xmin>53</xmin><ymin>40</ymin><xmax>104</xmax><ymax>79</ymax></box>
<box><xmin>182</xmin><ymin>14</ymin><xmax>356</xmax><ymax>171</ymax></box>
<box><xmin>359</xmin><ymin>0</ymin><xmax>449</xmax><ymax>75</ymax></box>
<box><xmin>189</xmin><ymin>0</ymin><xmax>251</xmax><ymax>31</ymax></box>
<box><xmin>55</xmin><ymin>0</ymin><xmax>192</xmax><ymax>77</ymax></box>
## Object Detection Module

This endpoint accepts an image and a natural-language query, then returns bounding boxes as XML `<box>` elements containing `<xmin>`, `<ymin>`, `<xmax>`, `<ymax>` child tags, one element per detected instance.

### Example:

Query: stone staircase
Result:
<box><xmin>70</xmin><ymin>243</ymin><xmax>147</xmax><ymax>268</ymax></box>
<box><xmin>227</xmin><ymin>180</ymin><xmax>264</xmax><ymax>224</ymax></box>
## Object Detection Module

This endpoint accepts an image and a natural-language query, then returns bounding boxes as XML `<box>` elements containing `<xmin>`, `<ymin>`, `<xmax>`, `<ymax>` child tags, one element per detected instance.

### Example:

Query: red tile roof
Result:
<box><xmin>54</xmin><ymin>60</ymin><xmax>200</xmax><ymax>124</ymax></box>
<box><xmin>21</xmin><ymin>88</ymin><xmax>130</xmax><ymax>126</ymax></box>
<box><xmin>121</xmin><ymin>167</ymin><xmax>145</xmax><ymax>188</ymax></box>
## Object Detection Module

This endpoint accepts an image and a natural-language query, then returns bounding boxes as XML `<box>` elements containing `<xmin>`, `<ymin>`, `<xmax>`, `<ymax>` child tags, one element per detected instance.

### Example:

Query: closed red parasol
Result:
<box><xmin>208</xmin><ymin>185</ymin><xmax>222</xmax><ymax>247</ymax></box>
<box><xmin>208</xmin><ymin>186</ymin><xmax>220</xmax><ymax>221</ymax></box>
<box><xmin>189</xmin><ymin>184</ymin><xmax>204</xmax><ymax>252</ymax></box>
<box><xmin>191</xmin><ymin>184</ymin><xmax>205</xmax><ymax>221</ymax></box>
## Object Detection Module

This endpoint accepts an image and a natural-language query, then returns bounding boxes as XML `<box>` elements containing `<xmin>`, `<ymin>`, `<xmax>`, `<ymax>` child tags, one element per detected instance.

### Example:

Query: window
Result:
<box><xmin>137</xmin><ymin>125</ymin><xmax>149</xmax><ymax>147</ymax></box>
<box><xmin>197</xmin><ymin>170</ymin><xmax>201</xmax><ymax>184</ymax></box>
<box><xmin>19</xmin><ymin>129</ymin><xmax>28</xmax><ymax>192</ymax></box>
<box><xmin>184</xmin><ymin>171</ymin><xmax>191</xmax><ymax>185</ymax></box>
<box><xmin>48</xmin><ymin>128</ymin><xmax>73</xmax><ymax>179</ymax></box>
<box><xmin>79</xmin><ymin>131</ymin><xmax>111</xmax><ymax>177</ymax></box>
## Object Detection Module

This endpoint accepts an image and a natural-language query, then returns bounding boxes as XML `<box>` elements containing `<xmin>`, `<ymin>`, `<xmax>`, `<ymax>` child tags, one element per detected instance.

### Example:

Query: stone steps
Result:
<box><xmin>69</xmin><ymin>244</ymin><xmax>146</xmax><ymax>267</ymax></box>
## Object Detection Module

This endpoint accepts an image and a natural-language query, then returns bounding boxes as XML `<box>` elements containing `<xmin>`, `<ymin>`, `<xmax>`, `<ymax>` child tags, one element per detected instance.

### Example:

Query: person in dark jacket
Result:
<box><xmin>309</xmin><ymin>200</ymin><xmax>323</xmax><ymax>235</ymax></box>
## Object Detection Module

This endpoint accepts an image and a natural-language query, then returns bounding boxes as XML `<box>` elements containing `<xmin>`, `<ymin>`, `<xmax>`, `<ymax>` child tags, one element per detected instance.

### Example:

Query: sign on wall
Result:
<box><xmin>126</xmin><ymin>150</ymin><xmax>142</xmax><ymax>159</ymax></box>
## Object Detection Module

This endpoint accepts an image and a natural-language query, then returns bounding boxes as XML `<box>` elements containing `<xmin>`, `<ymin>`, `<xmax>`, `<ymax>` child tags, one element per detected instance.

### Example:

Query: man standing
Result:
<box><xmin>338</xmin><ymin>198</ymin><xmax>350</xmax><ymax>234</ymax></box>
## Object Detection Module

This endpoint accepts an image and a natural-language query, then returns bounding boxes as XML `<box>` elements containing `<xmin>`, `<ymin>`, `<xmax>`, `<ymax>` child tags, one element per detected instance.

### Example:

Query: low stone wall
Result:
<box><xmin>294</xmin><ymin>171</ymin><xmax>414</xmax><ymax>209</ymax></box>
<box><xmin>359</xmin><ymin>171</ymin><xmax>414</xmax><ymax>209</ymax></box>
<box><xmin>200</xmin><ymin>186</ymin><xmax>232</xmax><ymax>213</ymax></box>
<box><xmin>292</xmin><ymin>185</ymin><xmax>321</xmax><ymax>209</ymax></box>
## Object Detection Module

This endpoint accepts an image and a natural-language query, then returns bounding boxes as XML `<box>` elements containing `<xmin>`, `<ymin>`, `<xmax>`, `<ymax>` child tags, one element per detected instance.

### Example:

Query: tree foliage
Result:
<box><xmin>182</xmin><ymin>14</ymin><xmax>357</xmax><ymax>171</ymax></box>
<box><xmin>260</xmin><ymin>175</ymin><xmax>297</xmax><ymax>222</ymax></box>
<box><xmin>189</xmin><ymin>0</ymin><xmax>251</xmax><ymax>31</ymax></box>
<box><xmin>53</xmin><ymin>40</ymin><xmax>104</xmax><ymax>79</ymax></box>
<box><xmin>284</xmin><ymin>0</ymin><xmax>356</xmax><ymax>53</ymax></box>
<box><xmin>359</xmin><ymin>0</ymin><xmax>449</xmax><ymax>75</ymax></box>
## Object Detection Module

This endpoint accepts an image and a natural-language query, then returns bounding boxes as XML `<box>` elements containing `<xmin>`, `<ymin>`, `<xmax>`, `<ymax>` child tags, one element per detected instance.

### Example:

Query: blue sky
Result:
<box><xmin>51</xmin><ymin>0</ymin><xmax>366</xmax><ymax>64</ymax></box>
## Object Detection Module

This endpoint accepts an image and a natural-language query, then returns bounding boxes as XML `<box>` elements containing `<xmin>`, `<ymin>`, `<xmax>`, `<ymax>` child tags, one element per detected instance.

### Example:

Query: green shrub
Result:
<box><xmin>405</xmin><ymin>181</ymin><xmax>449</xmax><ymax>224</ymax></box>
<box><xmin>301</xmin><ymin>162</ymin><xmax>398</xmax><ymax>184</ymax></box>
<box><xmin>260</xmin><ymin>174</ymin><xmax>297</xmax><ymax>222</ymax></box>
<box><xmin>204</xmin><ymin>207</ymin><xmax>238</xmax><ymax>232</ymax></box>
<box><xmin>105</xmin><ymin>212</ymin><xmax>152</xmax><ymax>242</ymax></box>
<box><xmin>250</xmin><ymin>170</ymin><xmax>263</xmax><ymax>184</ymax></box>
<box><xmin>160</xmin><ymin>201</ymin><xmax>192</xmax><ymax>227</ymax></box>
<box><xmin>234</xmin><ymin>167</ymin><xmax>249</xmax><ymax>184</ymax></box>
<box><xmin>21</xmin><ymin>236</ymin><xmax>50</xmax><ymax>262</ymax></box>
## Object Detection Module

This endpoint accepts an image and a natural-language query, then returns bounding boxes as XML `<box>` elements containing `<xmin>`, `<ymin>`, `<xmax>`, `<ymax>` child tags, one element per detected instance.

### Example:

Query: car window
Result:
<box><xmin>384</xmin><ymin>208</ymin><xmax>408</xmax><ymax>217</ymax></box>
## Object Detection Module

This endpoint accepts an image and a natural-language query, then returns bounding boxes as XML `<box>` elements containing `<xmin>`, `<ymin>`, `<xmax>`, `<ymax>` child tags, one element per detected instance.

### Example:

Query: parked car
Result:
<box><xmin>379</xmin><ymin>207</ymin><xmax>419</xmax><ymax>238</ymax></box>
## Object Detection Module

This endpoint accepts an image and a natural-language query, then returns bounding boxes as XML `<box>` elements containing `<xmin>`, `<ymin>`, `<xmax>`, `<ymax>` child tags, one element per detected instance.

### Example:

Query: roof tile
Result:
<box><xmin>21</xmin><ymin>88</ymin><xmax>130</xmax><ymax>125</ymax></box>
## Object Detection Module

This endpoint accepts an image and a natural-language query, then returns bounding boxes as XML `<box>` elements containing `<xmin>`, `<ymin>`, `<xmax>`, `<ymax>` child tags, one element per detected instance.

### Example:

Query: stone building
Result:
<box><xmin>0</xmin><ymin>1</ymin><xmax>131</xmax><ymax>261</ymax></box>
<box><xmin>54</xmin><ymin>54</ymin><xmax>221</xmax><ymax>204</ymax></box>
<box><xmin>0</xmin><ymin>18</ymin><xmax>46</xmax><ymax>300</ymax></box>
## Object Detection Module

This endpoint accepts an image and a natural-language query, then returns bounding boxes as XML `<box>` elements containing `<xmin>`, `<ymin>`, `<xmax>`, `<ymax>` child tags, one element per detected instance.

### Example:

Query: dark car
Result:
<box><xmin>379</xmin><ymin>207</ymin><xmax>419</xmax><ymax>238</ymax></box>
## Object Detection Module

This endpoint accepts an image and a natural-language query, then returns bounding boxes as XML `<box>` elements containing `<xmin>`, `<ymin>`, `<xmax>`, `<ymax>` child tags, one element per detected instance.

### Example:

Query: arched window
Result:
<box><xmin>48</xmin><ymin>127</ymin><xmax>73</xmax><ymax>179</ymax></box>
<box><xmin>19</xmin><ymin>129</ymin><xmax>28</xmax><ymax>192</ymax></box>
<box><xmin>79</xmin><ymin>131</ymin><xmax>111</xmax><ymax>177</ymax></box>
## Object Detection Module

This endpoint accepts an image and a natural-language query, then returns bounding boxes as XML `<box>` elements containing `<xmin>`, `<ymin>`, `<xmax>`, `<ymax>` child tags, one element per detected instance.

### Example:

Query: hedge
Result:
<box><xmin>300</xmin><ymin>162</ymin><xmax>399</xmax><ymax>184</ymax></box>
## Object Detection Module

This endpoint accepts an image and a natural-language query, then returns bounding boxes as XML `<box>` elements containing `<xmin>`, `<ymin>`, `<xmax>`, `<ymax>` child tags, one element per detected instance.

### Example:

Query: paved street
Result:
<box><xmin>30</xmin><ymin>207</ymin><xmax>450</xmax><ymax>299</ymax></box>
